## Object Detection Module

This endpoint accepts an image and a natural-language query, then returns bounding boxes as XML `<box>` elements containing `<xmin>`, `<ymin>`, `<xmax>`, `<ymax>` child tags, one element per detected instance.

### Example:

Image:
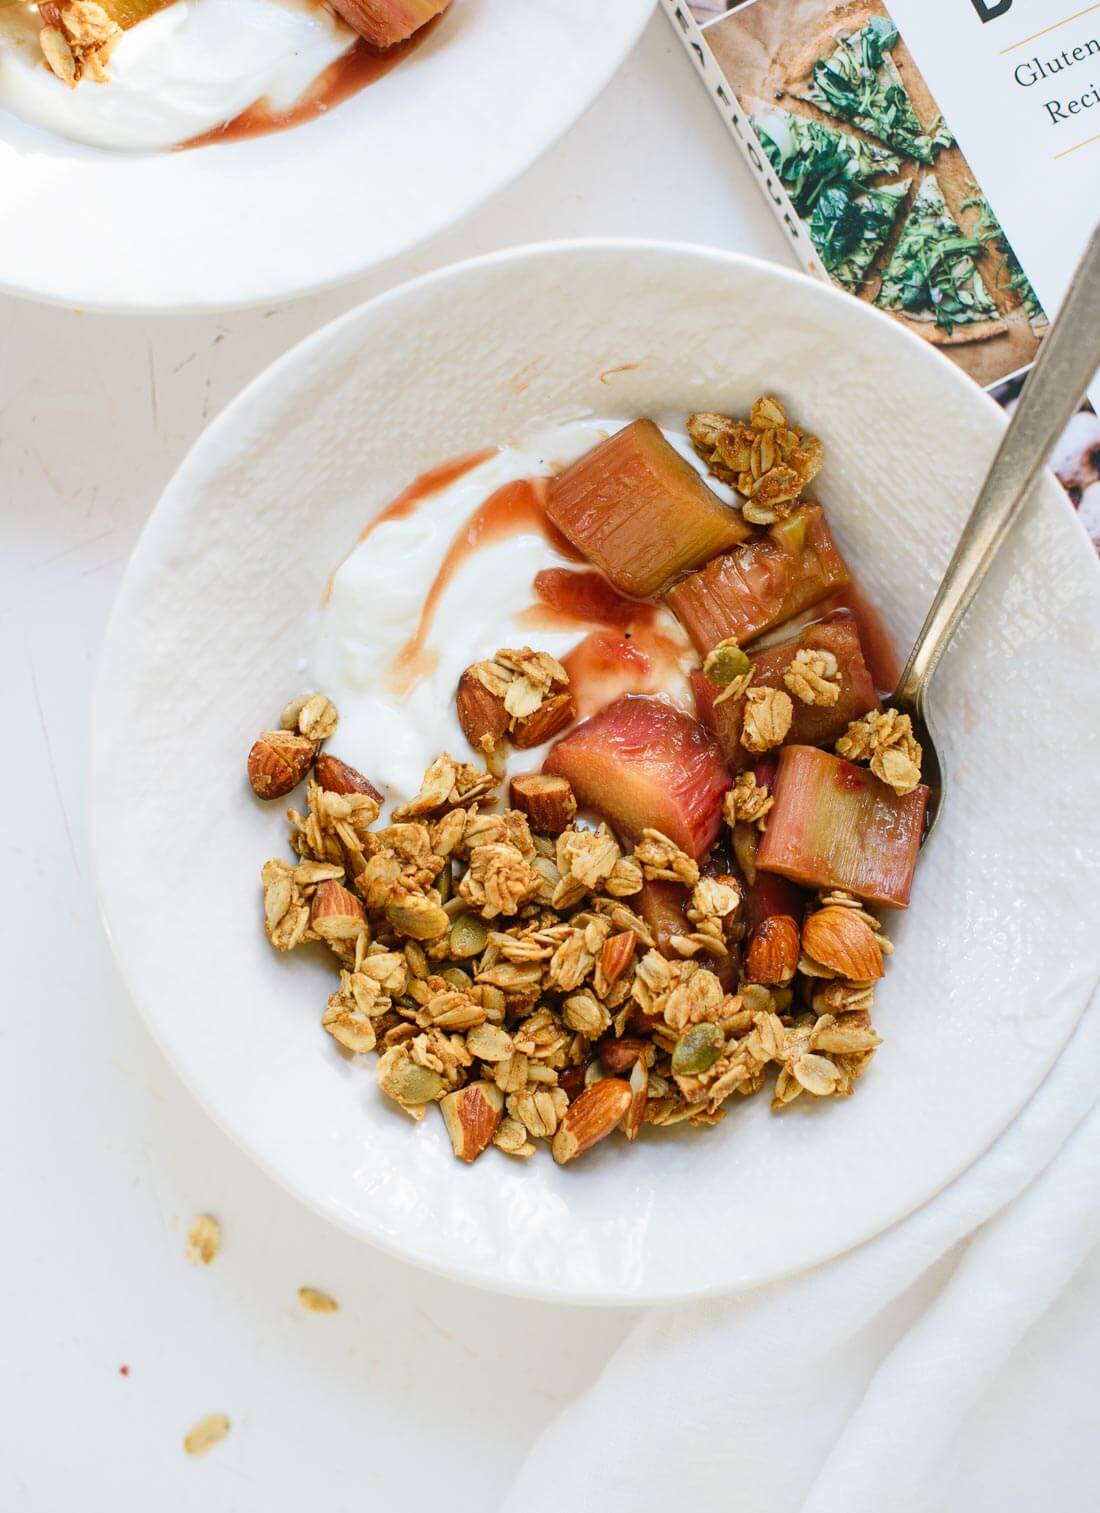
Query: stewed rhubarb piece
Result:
<box><xmin>328</xmin><ymin>0</ymin><xmax>451</xmax><ymax>46</ymax></box>
<box><xmin>692</xmin><ymin>612</ymin><xmax>879</xmax><ymax>771</ymax></box>
<box><xmin>545</xmin><ymin>420</ymin><xmax>751</xmax><ymax>598</ymax></box>
<box><xmin>756</xmin><ymin>745</ymin><xmax>928</xmax><ymax>908</ymax></box>
<box><xmin>543</xmin><ymin>694</ymin><xmax>729</xmax><ymax>859</ymax></box>
<box><xmin>636</xmin><ymin>879</ymin><xmax>692</xmax><ymax>954</ymax></box>
<box><xmin>665</xmin><ymin>503</ymin><xmax>850</xmax><ymax>652</ymax></box>
<box><xmin>744</xmin><ymin>869</ymin><xmax>808</xmax><ymax>931</ymax></box>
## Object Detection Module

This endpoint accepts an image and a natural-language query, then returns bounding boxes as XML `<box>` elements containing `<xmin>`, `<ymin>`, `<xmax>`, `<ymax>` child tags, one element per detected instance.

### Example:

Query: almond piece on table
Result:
<box><xmin>551</xmin><ymin>1078</ymin><xmax>633</xmax><ymax>1165</ymax></box>
<box><xmin>247</xmin><ymin>730</ymin><xmax>316</xmax><ymax>799</ymax></box>
<box><xmin>511</xmin><ymin>691</ymin><xmax>577</xmax><ymax>749</ymax></box>
<box><xmin>314</xmin><ymin>752</ymin><xmax>383</xmax><ymax>801</ymax></box>
<box><xmin>440</xmin><ymin>1082</ymin><xmax>504</xmax><ymax>1163</ymax></box>
<box><xmin>328</xmin><ymin>0</ymin><xmax>451</xmax><ymax>48</ymax></box>
<box><xmin>509</xmin><ymin>773</ymin><xmax>577</xmax><ymax>834</ymax></box>
<box><xmin>802</xmin><ymin>906</ymin><xmax>885</xmax><ymax>981</ymax></box>
<box><xmin>745</xmin><ymin>914</ymin><xmax>800</xmax><ymax>986</ymax></box>
<box><xmin>456</xmin><ymin>667</ymin><xmax>509</xmax><ymax>753</ymax></box>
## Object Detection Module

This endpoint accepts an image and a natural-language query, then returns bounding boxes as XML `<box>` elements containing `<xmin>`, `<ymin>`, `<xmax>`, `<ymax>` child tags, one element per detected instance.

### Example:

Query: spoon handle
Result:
<box><xmin>895</xmin><ymin>223</ymin><xmax>1100</xmax><ymax>709</ymax></box>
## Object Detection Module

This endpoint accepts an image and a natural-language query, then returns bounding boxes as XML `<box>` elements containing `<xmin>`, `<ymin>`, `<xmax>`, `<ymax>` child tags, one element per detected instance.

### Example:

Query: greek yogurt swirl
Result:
<box><xmin>0</xmin><ymin>0</ymin><xmax>355</xmax><ymax>150</ymax></box>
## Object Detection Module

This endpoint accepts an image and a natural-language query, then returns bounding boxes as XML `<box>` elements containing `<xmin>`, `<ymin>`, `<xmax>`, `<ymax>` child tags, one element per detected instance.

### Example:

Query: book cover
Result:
<box><xmin>664</xmin><ymin>0</ymin><xmax>1100</xmax><ymax>546</ymax></box>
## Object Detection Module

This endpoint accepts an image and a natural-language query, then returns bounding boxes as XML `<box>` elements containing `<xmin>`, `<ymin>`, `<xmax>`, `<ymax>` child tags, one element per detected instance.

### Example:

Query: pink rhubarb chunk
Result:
<box><xmin>755</xmin><ymin>745</ymin><xmax>928</xmax><ymax>908</ymax></box>
<box><xmin>328</xmin><ymin>0</ymin><xmax>451</xmax><ymax>46</ymax></box>
<box><xmin>545</xmin><ymin>420</ymin><xmax>751</xmax><ymax>598</ymax></box>
<box><xmin>692</xmin><ymin>611</ymin><xmax>880</xmax><ymax>772</ymax></box>
<box><xmin>543</xmin><ymin>694</ymin><xmax>729</xmax><ymax>860</ymax></box>
<box><xmin>665</xmin><ymin>503</ymin><xmax>850</xmax><ymax>652</ymax></box>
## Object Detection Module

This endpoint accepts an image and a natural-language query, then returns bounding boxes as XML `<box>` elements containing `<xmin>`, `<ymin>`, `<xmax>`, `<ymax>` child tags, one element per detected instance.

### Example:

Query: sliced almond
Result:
<box><xmin>621</xmin><ymin>1054</ymin><xmax>649</xmax><ymax>1143</ymax></box>
<box><xmin>511</xmin><ymin>691</ymin><xmax>577</xmax><ymax>749</ymax></box>
<box><xmin>598</xmin><ymin>929</ymin><xmax>637</xmax><ymax>989</ymax></box>
<box><xmin>597</xmin><ymin>1036</ymin><xmax>647</xmax><ymax>1074</ymax></box>
<box><xmin>439</xmin><ymin>1082</ymin><xmax>504</xmax><ymax>1162</ymax></box>
<box><xmin>551</xmin><ymin>1077</ymin><xmax>632</xmax><ymax>1165</ymax></box>
<box><xmin>314</xmin><ymin>752</ymin><xmax>382</xmax><ymax>800</ymax></box>
<box><xmin>309</xmin><ymin>880</ymin><xmax>366</xmax><ymax>940</ymax></box>
<box><xmin>802</xmin><ymin>906</ymin><xmax>885</xmax><ymax>982</ymax></box>
<box><xmin>508</xmin><ymin>772</ymin><xmax>577</xmax><ymax>833</ymax></box>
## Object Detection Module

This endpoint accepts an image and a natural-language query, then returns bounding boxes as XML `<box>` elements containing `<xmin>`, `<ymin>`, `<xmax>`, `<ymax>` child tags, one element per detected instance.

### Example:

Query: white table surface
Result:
<box><xmin>0</xmin><ymin>14</ymin><xmax>789</xmax><ymax>1509</ymax></box>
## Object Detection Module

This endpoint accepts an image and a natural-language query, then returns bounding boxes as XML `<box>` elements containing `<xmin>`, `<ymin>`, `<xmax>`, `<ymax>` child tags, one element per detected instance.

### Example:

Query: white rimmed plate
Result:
<box><xmin>92</xmin><ymin>241</ymin><xmax>1100</xmax><ymax>1302</ymax></box>
<box><xmin>0</xmin><ymin>1</ymin><xmax>653</xmax><ymax>313</ymax></box>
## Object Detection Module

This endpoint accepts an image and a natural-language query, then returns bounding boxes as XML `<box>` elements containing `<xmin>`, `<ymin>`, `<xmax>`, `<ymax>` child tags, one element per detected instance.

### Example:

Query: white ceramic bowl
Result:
<box><xmin>0</xmin><ymin>1</ymin><xmax>652</xmax><ymax>312</ymax></box>
<box><xmin>92</xmin><ymin>241</ymin><xmax>1100</xmax><ymax>1303</ymax></box>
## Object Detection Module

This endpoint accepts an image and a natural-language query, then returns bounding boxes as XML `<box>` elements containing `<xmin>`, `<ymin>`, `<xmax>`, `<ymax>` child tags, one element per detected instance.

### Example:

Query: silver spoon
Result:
<box><xmin>893</xmin><ymin>223</ymin><xmax>1100</xmax><ymax>839</ymax></box>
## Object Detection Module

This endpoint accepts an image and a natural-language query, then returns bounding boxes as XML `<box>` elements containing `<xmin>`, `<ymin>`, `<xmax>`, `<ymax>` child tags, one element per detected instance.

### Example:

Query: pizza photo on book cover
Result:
<box><xmin>691</xmin><ymin>0</ymin><xmax>1048</xmax><ymax>392</ymax></box>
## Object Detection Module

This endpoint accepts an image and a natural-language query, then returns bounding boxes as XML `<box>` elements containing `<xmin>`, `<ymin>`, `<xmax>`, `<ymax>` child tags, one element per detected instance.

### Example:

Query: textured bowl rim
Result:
<box><xmin>92</xmin><ymin>238</ymin><xmax>1100</xmax><ymax>1304</ymax></box>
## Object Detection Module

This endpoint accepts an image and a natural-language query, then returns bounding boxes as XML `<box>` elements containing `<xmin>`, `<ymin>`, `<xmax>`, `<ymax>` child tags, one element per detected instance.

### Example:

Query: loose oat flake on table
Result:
<box><xmin>247</xmin><ymin>399</ymin><xmax>930</xmax><ymax>1166</ymax></box>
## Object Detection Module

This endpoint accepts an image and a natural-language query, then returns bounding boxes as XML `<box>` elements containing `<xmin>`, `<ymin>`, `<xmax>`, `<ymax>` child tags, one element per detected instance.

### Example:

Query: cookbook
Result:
<box><xmin>663</xmin><ymin>0</ymin><xmax>1100</xmax><ymax>543</ymax></box>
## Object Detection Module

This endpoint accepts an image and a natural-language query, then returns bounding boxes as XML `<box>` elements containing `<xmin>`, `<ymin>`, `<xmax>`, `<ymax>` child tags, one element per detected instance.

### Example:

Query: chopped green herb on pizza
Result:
<box><xmin>808</xmin><ymin>180</ymin><xmax>908</xmax><ymax>293</ymax></box>
<box><xmin>794</xmin><ymin>15</ymin><xmax>952</xmax><ymax>165</ymax></box>
<box><xmin>752</xmin><ymin>105</ymin><xmax>901</xmax><ymax>211</ymax></box>
<box><xmin>875</xmin><ymin>175</ymin><xmax>1002</xmax><ymax>338</ymax></box>
<box><xmin>960</xmin><ymin>186</ymin><xmax>1047</xmax><ymax>328</ymax></box>
<box><xmin>752</xmin><ymin>106</ymin><xmax>906</xmax><ymax>292</ymax></box>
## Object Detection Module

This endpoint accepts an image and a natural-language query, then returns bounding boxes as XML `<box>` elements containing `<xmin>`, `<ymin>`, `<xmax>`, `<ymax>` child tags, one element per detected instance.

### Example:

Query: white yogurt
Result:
<box><xmin>0</xmin><ymin>0</ymin><xmax>355</xmax><ymax>151</ymax></box>
<box><xmin>314</xmin><ymin>421</ymin><xmax>715</xmax><ymax>809</ymax></box>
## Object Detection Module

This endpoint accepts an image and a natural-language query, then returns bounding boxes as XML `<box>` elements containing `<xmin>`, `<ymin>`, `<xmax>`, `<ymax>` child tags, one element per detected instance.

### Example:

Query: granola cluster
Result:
<box><xmin>39</xmin><ymin>2</ymin><xmax>120</xmax><ymax>87</ymax></box>
<box><xmin>251</xmin><ymin>685</ymin><xmax>890</xmax><ymax>1166</ymax></box>
<box><xmin>457</xmin><ymin>647</ymin><xmax>577</xmax><ymax>757</ymax></box>
<box><xmin>687</xmin><ymin>395</ymin><xmax>824</xmax><ymax>525</ymax></box>
<box><xmin>836</xmin><ymin>708</ymin><xmax>923</xmax><ymax>795</ymax></box>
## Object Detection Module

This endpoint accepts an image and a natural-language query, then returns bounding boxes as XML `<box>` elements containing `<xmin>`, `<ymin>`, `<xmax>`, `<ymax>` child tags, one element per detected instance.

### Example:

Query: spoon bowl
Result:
<box><xmin>895</xmin><ymin>223</ymin><xmax>1100</xmax><ymax>841</ymax></box>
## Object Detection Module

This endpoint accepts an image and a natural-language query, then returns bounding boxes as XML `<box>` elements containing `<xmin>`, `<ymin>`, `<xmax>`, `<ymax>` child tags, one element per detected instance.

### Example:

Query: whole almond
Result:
<box><xmin>597</xmin><ymin>1035</ymin><xmax>647</xmax><ymax>1074</ymax></box>
<box><xmin>309</xmin><ymin>880</ymin><xmax>367</xmax><ymax>940</ymax></box>
<box><xmin>551</xmin><ymin>1077</ymin><xmax>633</xmax><ymax>1164</ymax></box>
<box><xmin>314</xmin><ymin>752</ymin><xmax>383</xmax><ymax>801</ymax></box>
<box><xmin>745</xmin><ymin>914</ymin><xmax>800</xmax><ymax>986</ymax></box>
<box><xmin>439</xmin><ymin>1082</ymin><xmax>504</xmax><ymax>1162</ymax></box>
<box><xmin>509</xmin><ymin>772</ymin><xmax>577</xmax><ymax>833</ymax></box>
<box><xmin>511</xmin><ymin>691</ymin><xmax>577</xmax><ymax>749</ymax></box>
<box><xmin>456</xmin><ymin>668</ymin><xmax>509</xmax><ymax>753</ymax></box>
<box><xmin>247</xmin><ymin>730</ymin><xmax>316</xmax><ymax>799</ymax></box>
<box><xmin>802</xmin><ymin>906</ymin><xmax>885</xmax><ymax>982</ymax></box>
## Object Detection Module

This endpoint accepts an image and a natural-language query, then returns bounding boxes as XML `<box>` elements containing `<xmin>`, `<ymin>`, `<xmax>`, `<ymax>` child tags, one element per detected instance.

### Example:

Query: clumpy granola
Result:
<box><xmin>250</xmin><ymin>680</ymin><xmax>894</xmax><ymax>1166</ymax></box>
<box><xmin>686</xmin><ymin>394</ymin><xmax>823</xmax><ymax>525</ymax></box>
<box><xmin>39</xmin><ymin>2</ymin><xmax>121</xmax><ymax>86</ymax></box>
<box><xmin>836</xmin><ymin>708</ymin><xmax>923</xmax><ymax>795</ymax></box>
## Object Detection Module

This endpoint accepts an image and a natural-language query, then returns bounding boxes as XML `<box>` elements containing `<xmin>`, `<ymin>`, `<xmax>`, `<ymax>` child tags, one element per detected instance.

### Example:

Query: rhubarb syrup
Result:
<box><xmin>186</xmin><ymin>15</ymin><xmax>443</xmax><ymax>149</ymax></box>
<box><xmin>321</xmin><ymin>448</ymin><xmax>497</xmax><ymax>608</ymax></box>
<box><xmin>387</xmin><ymin>479</ymin><xmax>581</xmax><ymax>696</ymax></box>
<box><xmin>520</xmin><ymin>568</ymin><xmax>690</xmax><ymax>717</ymax></box>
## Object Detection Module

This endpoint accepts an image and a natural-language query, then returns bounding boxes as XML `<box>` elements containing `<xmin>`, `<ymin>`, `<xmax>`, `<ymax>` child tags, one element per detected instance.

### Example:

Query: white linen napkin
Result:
<box><xmin>505</xmin><ymin>986</ymin><xmax>1100</xmax><ymax>1513</ymax></box>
